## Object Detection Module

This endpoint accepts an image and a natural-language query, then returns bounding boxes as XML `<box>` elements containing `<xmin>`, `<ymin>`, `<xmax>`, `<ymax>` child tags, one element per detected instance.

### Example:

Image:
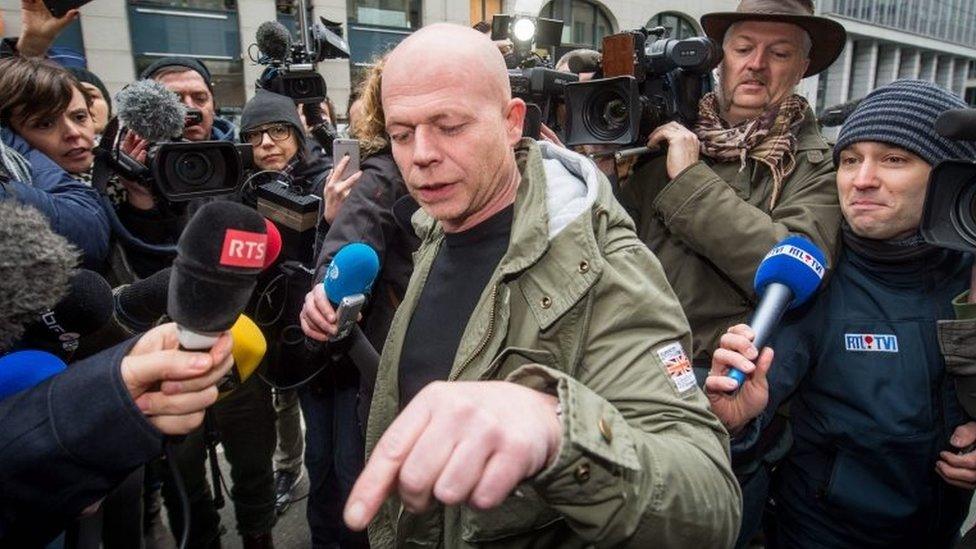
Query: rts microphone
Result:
<box><xmin>0</xmin><ymin>202</ymin><xmax>79</xmax><ymax>352</ymax></box>
<box><xmin>115</xmin><ymin>79</ymin><xmax>188</xmax><ymax>142</ymax></box>
<box><xmin>256</xmin><ymin>21</ymin><xmax>292</xmax><ymax>62</ymax></box>
<box><xmin>0</xmin><ymin>350</ymin><xmax>67</xmax><ymax>401</ymax></box>
<box><xmin>16</xmin><ymin>269</ymin><xmax>114</xmax><ymax>362</ymax></box>
<box><xmin>727</xmin><ymin>236</ymin><xmax>828</xmax><ymax>388</ymax></box>
<box><xmin>935</xmin><ymin>108</ymin><xmax>976</xmax><ymax>142</ymax></box>
<box><xmin>168</xmin><ymin>201</ymin><xmax>268</xmax><ymax>351</ymax></box>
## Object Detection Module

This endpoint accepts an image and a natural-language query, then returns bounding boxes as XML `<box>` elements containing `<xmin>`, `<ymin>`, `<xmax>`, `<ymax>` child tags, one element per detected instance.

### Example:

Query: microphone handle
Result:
<box><xmin>348</xmin><ymin>324</ymin><xmax>379</xmax><ymax>376</ymax></box>
<box><xmin>727</xmin><ymin>282</ymin><xmax>793</xmax><ymax>387</ymax></box>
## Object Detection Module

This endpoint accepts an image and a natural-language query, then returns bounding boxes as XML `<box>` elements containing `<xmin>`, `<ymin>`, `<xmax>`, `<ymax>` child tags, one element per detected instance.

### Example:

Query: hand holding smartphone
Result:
<box><xmin>332</xmin><ymin>138</ymin><xmax>361</xmax><ymax>181</ymax></box>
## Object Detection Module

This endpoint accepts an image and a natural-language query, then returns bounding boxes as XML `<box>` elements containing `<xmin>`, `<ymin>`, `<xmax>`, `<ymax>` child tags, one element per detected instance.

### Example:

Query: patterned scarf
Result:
<box><xmin>694</xmin><ymin>92</ymin><xmax>809</xmax><ymax>209</ymax></box>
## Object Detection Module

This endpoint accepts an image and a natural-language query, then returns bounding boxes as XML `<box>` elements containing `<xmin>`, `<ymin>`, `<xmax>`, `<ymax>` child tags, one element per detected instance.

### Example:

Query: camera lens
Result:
<box><xmin>584</xmin><ymin>88</ymin><xmax>632</xmax><ymax>141</ymax></box>
<box><xmin>174</xmin><ymin>151</ymin><xmax>215</xmax><ymax>187</ymax></box>
<box><xmin>290</xmin><ymin>78</ymin><xmax>311</xmax><ymax>99</ymax></box>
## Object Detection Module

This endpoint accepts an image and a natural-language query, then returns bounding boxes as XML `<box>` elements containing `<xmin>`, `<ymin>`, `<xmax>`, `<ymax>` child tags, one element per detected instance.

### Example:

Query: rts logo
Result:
<box><xmin>219</xmin><ymin>229</ymin><xmax>267</xmax><ymax>268</ymax></box>
<box><xmin>845</xmin><ymin>333</ymin><xmax>899</xmax><ymax>353</ymax></box>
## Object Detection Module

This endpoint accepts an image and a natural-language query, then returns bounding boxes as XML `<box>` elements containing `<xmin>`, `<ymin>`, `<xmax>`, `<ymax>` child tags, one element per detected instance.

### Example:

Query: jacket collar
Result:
<box><xmin>795</xmin><ymin>106</ymin><xmax>830</xmax><ymax>152</ymax></box>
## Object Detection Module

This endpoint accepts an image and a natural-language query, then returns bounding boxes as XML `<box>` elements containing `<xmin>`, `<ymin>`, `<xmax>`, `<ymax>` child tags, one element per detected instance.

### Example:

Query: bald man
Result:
<box><xmin>301</xmin><ymin>23</ymin><xmax>741</xmax><ymax>547</ymax></box>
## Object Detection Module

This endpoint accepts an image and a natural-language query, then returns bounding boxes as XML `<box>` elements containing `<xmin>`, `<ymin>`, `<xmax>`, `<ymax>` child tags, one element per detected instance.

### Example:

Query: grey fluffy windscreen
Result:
<box><xmin>256</xmin><ymin>21</ymin><xmax>292</xmax><ymax>61</ymax></box>
<box><xmin>0</xmin><ymin>202</ymin><xmax>79</xmax><ymax>351</ymax></box>
<box><xmin>115</xmin><ymin>79</ymin><xmax>187</xmax><ymax>142</ymax></box>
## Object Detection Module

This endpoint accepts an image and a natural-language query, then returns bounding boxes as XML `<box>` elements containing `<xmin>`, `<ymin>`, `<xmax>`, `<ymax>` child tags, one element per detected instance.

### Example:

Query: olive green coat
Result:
<box><xmin>622</xmin><ymin>108</ymin><xmax>842</xmax><ymax>363</ymax></box>
<box><xmin>364</xmin><ymin>139</ymin><xmax>741</xmax><ymax>548</ymax></box>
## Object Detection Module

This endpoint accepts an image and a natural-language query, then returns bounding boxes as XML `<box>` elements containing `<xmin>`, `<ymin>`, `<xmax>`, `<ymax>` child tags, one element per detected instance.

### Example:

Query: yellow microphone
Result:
<box><xmin>217</xmin><ymin>314</ymin><xmax>267</xmax><ymax>399</ymax></box>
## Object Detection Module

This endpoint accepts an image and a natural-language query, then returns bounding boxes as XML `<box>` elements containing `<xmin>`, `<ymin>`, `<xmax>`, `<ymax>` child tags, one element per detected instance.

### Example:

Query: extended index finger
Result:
<box><xmin>344</xmin><ymin>398</ymin><xmax>434</xmax><ymax>531</ymax></box>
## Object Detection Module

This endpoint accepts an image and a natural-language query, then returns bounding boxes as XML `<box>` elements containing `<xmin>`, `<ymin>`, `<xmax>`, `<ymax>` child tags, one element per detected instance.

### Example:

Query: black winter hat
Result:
<box><xmin>67</xmin><ymin>67</ymin><xmax>112</xmax><ymax>116</ymax></box>
<box><xmin>139</xmin><ymin>57</ymin><xmax>214</xmax><ymax>93</ymax></box>
<box><xmin>240</xmin><ymin>89</ymin><xmax>305</xmax><ymax>148</ymax></box>
<box><xmin>835</xmin><ymin>80</ymin><xmax>976</xmax><ymax>166</ymax></box>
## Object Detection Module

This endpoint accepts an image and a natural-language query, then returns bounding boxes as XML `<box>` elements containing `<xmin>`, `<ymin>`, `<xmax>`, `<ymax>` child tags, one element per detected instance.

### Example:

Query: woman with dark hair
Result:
<box><xmin>0</xmin><ymin>56</ymin><xmax>109</xmax><ymax>268</ymax></box>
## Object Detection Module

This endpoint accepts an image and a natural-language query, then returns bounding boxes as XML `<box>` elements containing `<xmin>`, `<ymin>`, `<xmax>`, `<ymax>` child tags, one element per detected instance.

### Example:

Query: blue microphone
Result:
<box><xmin>323</xmin><ymin>242</ymin><xmax>381</xmax><ymax>305</ymax></box>
<box><xmin>0</xmin><ymin>350</ymin><xmax>68</xmax><ymax>400</ymax></box>
<box><xmin>727</xmin><ymin>236</ymin><xmax>828</xmax><ymax>387</ymax></box>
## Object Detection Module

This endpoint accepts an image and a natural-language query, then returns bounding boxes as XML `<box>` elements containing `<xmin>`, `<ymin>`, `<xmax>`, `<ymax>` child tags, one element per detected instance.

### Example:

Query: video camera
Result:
<box><xmin>563</xmin><ymin>26</ymin><xmax>721</xmax><ymax>147</ymax></box>
<box><xmin>255</xmin><ymin>0</ymin><xmax>350</xmax><ymax>104</ymax></box>
<box><xmin>920</xmin><ymin>108</ymin><xmax>976</xmax><ymax>252</ymax></box>
<box><xmin>251</xmin><ymin>175</ymin><xmax>321</xmax><ymax>266</ymax></box>
<box><xmin>491</xmin><ymin>14</ymin><xmax>578</xmax><ymax>139</ymax></box>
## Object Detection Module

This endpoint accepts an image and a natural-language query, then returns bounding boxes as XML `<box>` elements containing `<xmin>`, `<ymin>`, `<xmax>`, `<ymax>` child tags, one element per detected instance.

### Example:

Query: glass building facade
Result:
<box><xmin>821</xmin><ymin>0</ymin><xmax>976</xmax><ymax>48</ymax></box>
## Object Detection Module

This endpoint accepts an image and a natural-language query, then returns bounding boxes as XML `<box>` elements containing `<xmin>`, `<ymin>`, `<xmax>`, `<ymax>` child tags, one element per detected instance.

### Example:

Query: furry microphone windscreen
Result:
<box><xmin>115</xmin><ymin>79</ymin><xmax>187</xmax><ymax>142</ymax></box>
<box><xmin>256</xmin><ymin>21</ymin><xmax>292</xmax><ymax>62</ymax></box>
<box><xmin>0</xmin><ymin>202</ymin><xmax>79</xmax><ymax>351</ymax></box>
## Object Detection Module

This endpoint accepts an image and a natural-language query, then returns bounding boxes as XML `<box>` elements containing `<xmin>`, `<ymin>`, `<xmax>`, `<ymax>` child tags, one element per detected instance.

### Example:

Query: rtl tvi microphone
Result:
<box><xmin>727</xmin><ymin>236</ymin><xmax>828</xmax><ymax>388</ymax></box>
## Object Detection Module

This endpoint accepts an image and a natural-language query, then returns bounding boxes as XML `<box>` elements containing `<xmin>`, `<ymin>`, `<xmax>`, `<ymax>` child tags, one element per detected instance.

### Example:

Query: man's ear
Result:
<box><xmin>504</xmin><ymin>98</ymin><xmax>527</xmax><ymax>145</ymax></box>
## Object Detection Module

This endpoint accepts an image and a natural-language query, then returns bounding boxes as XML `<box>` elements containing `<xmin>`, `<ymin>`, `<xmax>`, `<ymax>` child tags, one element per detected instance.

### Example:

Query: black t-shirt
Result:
<box><xmin>398</xmin><ymin>205</ymin><xmax>514</xmax><ymax>405</ymax></box>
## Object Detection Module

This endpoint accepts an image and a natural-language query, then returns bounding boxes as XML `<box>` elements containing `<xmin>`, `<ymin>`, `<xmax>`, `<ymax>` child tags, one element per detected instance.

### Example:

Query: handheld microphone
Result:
<box><xmin>0</xmin><ymin>350</ymin><xmax>67</xmax><ymax>401</ymax></box>
<box><xmin>0</xmin><ymin>202</ymin><xmax>79</xmax><ymax>352</ymax></box>
<box><xmin>16</xmin><ymin>269</ymin><xmax>114</xmax><ymax>362</ymax></box>
<box><xmin>935</xmin><ymin>108</ymin><xmax>976</xmax><ymax>142</ymax></box>
<box><xmin>256</xmin><ymin>21</ymin><xmax>292</xmax><ymax>62</ymax></box>
<box><xmin>313</xmin><ymin>243</ymin><xmax>380</xmax><ymax>345</ymax></box>
<box><xmin>217</xmin><ymin>314</ymin><xmax>267</xmax><ymax>399</ymax></box>
<box><xmin>727</xmin><ymin>236</ymin><xmax>828</xmax><ymax>388</ymax></box>
<box><xmin>115</xmin><ymin>79</ymin><xmax>188</xmax><ymax>143</ymax></box>
<box><xmin>168</xmin><ymin>201</ymin><xmax>268</xmax><ymax>351</ymax></box>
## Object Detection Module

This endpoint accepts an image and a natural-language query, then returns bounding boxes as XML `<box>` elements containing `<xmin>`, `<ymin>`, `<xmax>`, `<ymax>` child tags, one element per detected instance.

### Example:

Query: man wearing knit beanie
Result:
<box><xmin>705</xmin><ymin>79</ymin><xmax>976</xmax><ymax>548</ymax></box>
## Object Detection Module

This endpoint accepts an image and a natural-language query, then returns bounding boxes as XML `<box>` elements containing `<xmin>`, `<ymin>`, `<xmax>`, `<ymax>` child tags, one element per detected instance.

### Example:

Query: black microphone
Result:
<box><xmin>818</xmin><ymin>98</ymin><xmax>862</xmax><ymax>128</ymax></box>
<box><xmin>115</xmin><ymin>267</ymin><xmax>172</xmax><ymax>333</ymax></box>
<box><xmin>256</xmin><ymin>21</ymin><xmax>292</xmax><ymax>62</ymax></box>
<box><xmin>935</xmin><ymin>108</ymin><xmax>976</xmax><ymax>141</ymax></box>
<box><xmin>168</xmin><ymin>201</ymin><xmax>269</xmax><ymax>351</ymax></box>
<box><xmin>16</xmin><ymin>270</ymin><xmax>114</xmax><ymax>363</ymax></box>
<box><xmin>0</xmin><ymin>202</ymin><xmax>79</xmax><ymax>353</ymax></box>
<box><xmin>565</xmin><ymin>50</ymin><xmax>602</xmax><ymax>74</ymax></box>
<box><xmin>115</xmin><ymin>79</ymin><xmax>188</xmax><ymax>142</ymax></box>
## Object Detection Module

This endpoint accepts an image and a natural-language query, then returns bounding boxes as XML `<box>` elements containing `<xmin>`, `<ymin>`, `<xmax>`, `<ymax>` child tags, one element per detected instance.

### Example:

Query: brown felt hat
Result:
<box><xmin>701</xmin><ymin>0</ymin><xmax>847</xmax><ymax>78</ymax></box>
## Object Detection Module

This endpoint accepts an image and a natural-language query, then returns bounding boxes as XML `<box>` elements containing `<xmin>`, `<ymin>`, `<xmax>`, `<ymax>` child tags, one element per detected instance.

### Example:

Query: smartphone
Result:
<box><xmin>334</xmin><ymin>293</ymin><xmax>366</xmax><ymax>340</ymax></box>
<box><xmin>332</xmin><ymin>138</ymin><xmax>360</xmax><ymax>181</ymax></box>
<box><xmin>42</xmin><ymin>0</ymin><xmax>92</xmax><ymax>18</ymax></box>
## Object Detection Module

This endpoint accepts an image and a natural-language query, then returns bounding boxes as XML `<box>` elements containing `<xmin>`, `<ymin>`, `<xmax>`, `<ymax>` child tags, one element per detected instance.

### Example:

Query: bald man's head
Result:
<box><xmin>380</xmin><ymin>23</ymin><xmax>527</xmax><ymax>233</ymax></box>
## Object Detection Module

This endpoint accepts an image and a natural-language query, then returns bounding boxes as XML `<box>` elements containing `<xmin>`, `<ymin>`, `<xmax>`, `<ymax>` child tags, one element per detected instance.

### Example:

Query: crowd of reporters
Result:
<box><xmin>3</xmin><ymin>0</ymin><xmax>976</xmax><ymax>547</ymax></box>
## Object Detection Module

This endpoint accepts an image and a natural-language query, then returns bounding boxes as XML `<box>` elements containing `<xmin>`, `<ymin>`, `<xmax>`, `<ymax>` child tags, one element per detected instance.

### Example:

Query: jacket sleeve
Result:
<box><xmin>0</xmin><ymin>130</ymin><xmax>110</xmax><ymax>269</ymax></box>
<box><xmin>313</xmin><ymin>159</ymin><xmax>401</xmax><ymax>282</ymax></box>
<box><xmin>509</xmin><ymin>241</ymin><xmax>741</xmax><ymax>548</ymax></box>
<box><xmin>938</xmin><ymin>291</ymin><xmax>976</xmax><ymax>418</ymax></box>
<box><xmin>642</xmin><ymin>156</ymin><xmax>840</xmax><ymax>297</ymax></box>
<box><xmin>0</xmin><ymin>339</ymin><xmax>164</xmax><ymax>546</ymax></box>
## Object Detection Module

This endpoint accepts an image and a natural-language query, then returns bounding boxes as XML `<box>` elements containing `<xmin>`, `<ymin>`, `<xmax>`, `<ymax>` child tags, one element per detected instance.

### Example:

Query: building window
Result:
<box><xmin>470</xmin><ymin>0</ymin><xmax>503</xmax><ymax>28</ymax></box>
<box><xmin>540</xmin><ymin>0</ymin><xmax>615</xmax><ymax>50</ymax></box>
<box><xmin>129</xmin><ymin>0</ymin><xmax>237</xmax><ymax>10</ymax></box>
<box><xmin>347</xmin><ymin>0</ymin><xmax>421</xmax><ymax>30</ymax></box>
<box><xmin>646</xmin><ymin>11</ymin><xmax>701</xmax><ymax>40</ymax></box>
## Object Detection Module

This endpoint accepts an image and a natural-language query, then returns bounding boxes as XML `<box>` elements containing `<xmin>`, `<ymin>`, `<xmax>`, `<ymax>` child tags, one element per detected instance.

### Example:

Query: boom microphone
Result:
<box><xmin>726</xmin><ymin>236</ymin><xmax>828</xmax><ymax>388</ymax></box>
<box><xmin>16</xmin><ymin>269</ymin><xmax>113</xmax><ymax>362</ymax></box>
<box><xmin>116</xmin><ymin>79</ymin><xmax>187</xmax><ymax>142</ymax></box>
<box><xmin>256</xmin><ymin>21</ymin><xmax>292</xmax><ymax>62</ymax></box>
<box><xmin>935</xmin><ymin>108</ymin><xmax>976</xmax><ymax>142</ymax></box>
<box><xmin>0</xmin><ymin>202</ymin><xmax>79</xmax><ymax>352</ymax></box>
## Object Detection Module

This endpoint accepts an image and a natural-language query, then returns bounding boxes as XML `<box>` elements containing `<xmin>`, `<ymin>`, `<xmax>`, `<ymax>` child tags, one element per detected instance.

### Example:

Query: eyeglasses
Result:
<box><xmin>242</xmin><ymin>124</ymin><xmax>292</xmax><ymax>146</ymax></box>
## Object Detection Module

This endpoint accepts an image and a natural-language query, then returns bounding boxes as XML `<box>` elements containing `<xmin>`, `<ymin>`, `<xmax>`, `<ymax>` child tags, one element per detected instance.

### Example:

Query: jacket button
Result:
<box><xmin>575</xmin><ymin>462</ymin><xmax>591</xmax><ymax>483</ymax></box>
<box><xmin>540</xmin><ymin>296</ymin><xmax>552</xmax><ymax>309</ymax></box>
<box><xmin>578</xmin><ymin>260</ymin><xmax>590</xmax><ymax>273</ymax></box>
<box><xmin>598</xmin><ymin>418</ymin><xmax>613</xmax><ymax>443</ymax></box>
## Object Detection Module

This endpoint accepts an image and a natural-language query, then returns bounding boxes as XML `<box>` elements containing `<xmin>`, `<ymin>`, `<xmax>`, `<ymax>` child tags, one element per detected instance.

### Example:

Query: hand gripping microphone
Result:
<box><xmin>0</xmin><ymin>350</ymin><xmax>67</xmax><ymax>401</ymax></box>
<box><xmin>312</xmin><ymin>243</ymin><xmax>380</xmax><ymax>345</ymax></box>
<box><xmin>727</xmin><ymin>236</ymin><xmax>828</xmax><ymax>388</ymax></box>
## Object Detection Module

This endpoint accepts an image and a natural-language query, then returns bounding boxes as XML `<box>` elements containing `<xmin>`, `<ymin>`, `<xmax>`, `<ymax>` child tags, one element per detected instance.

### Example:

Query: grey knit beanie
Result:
<box><xmin>834</xmin><ymin>80</ymin><xmax>976</xmax><ymax>166</ymax></box>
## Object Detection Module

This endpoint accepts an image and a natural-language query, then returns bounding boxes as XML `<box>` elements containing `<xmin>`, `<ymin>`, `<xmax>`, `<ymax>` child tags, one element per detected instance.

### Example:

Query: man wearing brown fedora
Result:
<box><xmin>622</xmin><ymin>0</ymin><xmax>844</xmax><ymax>368</ymax></box>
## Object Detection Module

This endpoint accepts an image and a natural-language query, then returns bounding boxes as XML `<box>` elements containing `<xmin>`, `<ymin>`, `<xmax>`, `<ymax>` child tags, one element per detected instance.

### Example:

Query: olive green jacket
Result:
<box><xmin>622</xmin><ymin>108</ymin><xmax>842</xmax><ymax>363</ymax></box>
<box><xmin>364</xmin><ymin>139</ymin><xmax>741</xmax><ymax>548</ymax></box>
<box><xmin>939</xmin><ymin>291</ymin><xmax>976</xmax><ymax>417</ymax></box>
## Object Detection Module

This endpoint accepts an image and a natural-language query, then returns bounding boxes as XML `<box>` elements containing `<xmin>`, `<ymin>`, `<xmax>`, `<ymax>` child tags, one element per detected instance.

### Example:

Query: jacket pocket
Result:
<box><xmin>823</xmin><ymin>432</ymin><xmax>938</xmax><ymax>535</ymax></box>
<box><xmin>460</xmin><ymin>485</ymin><xmax>562</xmax><ymax>544</ymax></box>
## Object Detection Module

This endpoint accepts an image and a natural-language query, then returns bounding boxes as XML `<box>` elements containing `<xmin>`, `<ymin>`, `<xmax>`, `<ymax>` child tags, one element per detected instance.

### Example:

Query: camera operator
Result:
<box><xmin>300</xmin><ymin>57</ymin><xmax>419</xmax><ymax>548</ymax></box>
<box><xmin>622</xmin><ymin>0</ymin><xmax>843</xmax><ymax>369</ymax></box>
<box><xmin>705</xmin><ymin>80</ymin><xmax>976</xmax><ymax>548</ymax></box>
<box><xmin>0</xmin><ymin>56</ymin><xmax>110</xmax><ymax>270</ymax></box>
<box><xmin>303</xmin><ymin>24</ymin><xmax>740</xmax><ymax>547</ymax></box>
<box><xmin>109</xmin><ymin>58</ymin><xmax>237</xmax><ymax>280</ymax></box>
